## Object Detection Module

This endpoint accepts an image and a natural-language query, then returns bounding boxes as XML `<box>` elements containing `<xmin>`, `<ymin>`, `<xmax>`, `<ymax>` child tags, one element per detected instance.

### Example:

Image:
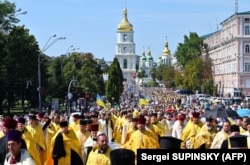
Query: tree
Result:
<box><xmin>0</xmin><ymin>0</ymin><xmax>17</xmax><ymax>32</ymax></box>
<box><xmin>182</xmin><ymin>56</ymin><xmax>214</xmax><ymax>94</ymax></box>
<box><xmin>106</xmin><ymin>58</ymin><xmax>124</xmax><ymax>104</ymax></box>
<box><xmin>175</xmin><ymin>32</ymin><xmax>206</xmax><ymax>69</ymax></box>
<box><xmin>2</xmin><ymin>26</ymin><xmax>39</xmax><ymax>113</ymax></box>
<box><xmin>0</xmin><ymin>0</ymin><xmax>17</xmax><ymax>114</ymax></box>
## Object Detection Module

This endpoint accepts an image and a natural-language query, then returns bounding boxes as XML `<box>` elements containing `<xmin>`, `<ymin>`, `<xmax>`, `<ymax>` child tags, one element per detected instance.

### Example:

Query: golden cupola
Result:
<box><xmin>162</xmin><ymin>41</ymin><xmax>171</xmax><ymax>56</ymax></box>
<box><xmin>117</xmin><ymin>8</ymin><xmax>133</xmax><ymax>32</ymax></box>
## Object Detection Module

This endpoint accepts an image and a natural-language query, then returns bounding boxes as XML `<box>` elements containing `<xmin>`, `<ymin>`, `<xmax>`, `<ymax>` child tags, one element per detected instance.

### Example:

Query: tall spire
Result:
<box><xmin>235</xmin><ymin>0</ymin><xmax>238</xmax><ymax>14</ymax></box>
<box><xmin>117</xmin><ymin>6</ymin><xmax>133</xmax><ymax>32</ymax></box>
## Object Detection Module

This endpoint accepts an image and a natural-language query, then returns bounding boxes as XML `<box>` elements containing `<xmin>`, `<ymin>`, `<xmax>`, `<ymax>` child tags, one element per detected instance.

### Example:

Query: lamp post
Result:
<box><xmin>66</xmin><ymin>45</ymin><xmax>73</xmax><ymax>56</ymax></box>
<box><xmin>60</xmin><ymin>45</ymin><xmax>73</xmax><ymax>76</ymax></box>
<box><xmin>0</xmin><ymin>9</ymin><xmax>27</xmax><ymax>33</ymax></box>
<box><xmin>38</xmin><ymin>35</ymin><xmax>66</xmax><ymax>112</ymax></box>
<box><xmin>67</xmin><ymin>77</ymin><xmax>77</xmax><ymax>114</ymax></box>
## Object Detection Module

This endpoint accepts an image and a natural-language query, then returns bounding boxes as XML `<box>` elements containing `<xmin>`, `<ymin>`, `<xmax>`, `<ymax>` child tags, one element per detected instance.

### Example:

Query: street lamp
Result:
<box><xmin>0</xmin><ymin>9</ymin><xmax>27</xmax><ymax>32</ymax></box>
<box><xmin>38</xmin><ymin>35</ymin><xmax>66</xmax><ymax>112</ymax></box>
<box><xmin>66</xmin><ymin>45</ymin><xmax>73</xmax><ymax>56</ymax></box>
<box><xmin>67</xmin><ymin>77</ymin><xmax>77</xmax><ymax>114</ymax></box>
<box><xmin>60</xmin><ymin>45</ymin><xmax>73</xmax><ymax>76</ymax></box>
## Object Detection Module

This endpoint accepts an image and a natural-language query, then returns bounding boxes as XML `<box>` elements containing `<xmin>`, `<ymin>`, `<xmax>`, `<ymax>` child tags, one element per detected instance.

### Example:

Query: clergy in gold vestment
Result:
<box><xmin>26</xmin><ymin>115</ymin><xmax>47</xmax><ymax>165</ymax></box>
<box><xmin>210</xmin><ymin>120</ymin><xmax>231</xmax><ymax>149</ymax></box>
<box><xmin>17</xmin><ymin>117</ymin><xmax>42</xmax><ymax>165</ymax></box>
<box><xmin>86</xmin><ymin>133</ymin><xmax>111</xmax><ymax>165</ymax></box>
<box><xmin>69</xmin><ymin>114</ymin><xmax>80</xmax><ymax>133</ymax></box>
<box><xmin>123</xmin><ymin>118</ymin><xmax>138</xmax><ymax>145</ymax></box>
<box><xmin>180</xmin><ymin>112</ymin><xmax>203</xmax><ymax>149</ymax></box>
<box><xmin>45</xmin><ymin>121</ymin><xmax>83</xmax><ymax>165</ymax></box>
<box><xmin>123</xmin><ymin>116</ymin><xmax>159</xmax><ymax>155</ymax></box>
<box><xmin>193</xmin><ymin>118</ymin><xmax>217</xmax><ymax>149</ymax></box>
<box><xmin>150</xmin><ymin>113</ymin><xmax>164</xmax><ymax>137</ymax></box>
<box><xmin>113</xmin><ymin>111</ymin><xmax>127</xmax><ymax>144</ymax></box>
<box><xmin>76</xmin><ymin>119</ymin><xmax>90</xmax><ymax>165</ymax></box>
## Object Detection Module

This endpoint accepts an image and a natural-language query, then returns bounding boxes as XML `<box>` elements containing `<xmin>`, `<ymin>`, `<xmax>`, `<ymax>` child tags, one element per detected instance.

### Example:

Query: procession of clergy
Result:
<box><xmin>0</xmin><ymin>94</ymin><xmax>250</xmax><ymax>165</ymax></box>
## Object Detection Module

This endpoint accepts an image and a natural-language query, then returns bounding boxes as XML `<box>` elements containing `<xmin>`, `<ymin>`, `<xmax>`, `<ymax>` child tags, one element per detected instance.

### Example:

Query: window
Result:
<box><xmin>245</xmin><ymin>18</ymin><xmax>250</xmax><ymax>22</ymax></box>
<box><xmin>244</xmin><ymin>62</ymin><xmax>250</xmax><ymax>72</ymax></box>
<box><xmin>123</xmin><ymin>35</ymin><xmax>127</xmax><ymax>41</ymax></box>
<box><xmin>245</xmin><ymin>44</ymin><xmax>250</xmax><ymax>53</ymax></box>
<box><xmin>245</xmin><ymin>25</ymin><xmax>250</xmax><ymax>35</ymax></box>
<box><xmin>123</xmin><ymin>59</ymin><xmax>127</xmax><ymax>69</ymax></box>
<box><xmin>123</xmin><ymin>47</ymin><xmax>127</xmax><ymax>53</ymax></box>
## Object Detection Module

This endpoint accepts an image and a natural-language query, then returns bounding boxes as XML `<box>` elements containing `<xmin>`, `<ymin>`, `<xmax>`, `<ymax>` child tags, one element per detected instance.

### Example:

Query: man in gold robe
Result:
<box><xmin>123</xmin><ymin>115</ymin><xmax>159</xmax><ymax>155</ymax></box>
<box><xmin>86</xmin><ymin>132</ymin><xmax>112</xmax><ymax>165</ymax></box>
<box><xmin>17</xmin><ymin>117</ymin><xmax>42</xmax><ymax>165</ymax></box>
<box><xmin>45</xmin><ymin>120</ymin><xmax>83</xmax><ymax>165</ymax></box>
<box><xmin>26</xmin><ymin>115</ymin><xmax>47</xmax><ymax>165</ymax></box>
<box><xmin>76</xmin><ymin>119</ymin><xmax>90</xmax><ymax>165</ymax></box>
<box><xmin>69</xmin><ymin>114</ymin><xmax>80</xmax><ymax>133</ymax></box>
<box><xmin>180</xmin><ymin>112</ymin><xmax>203</xmax><ymax>149</ymax></box>
<box><xmin>210</xmin><ymin>120</ymin><xmax>231</xmax><ymax>149</ymax></box>
<box><xmin>193</xmin><ymin>118</ymin><xmax>217</xmax><ymax>149</ymax></box>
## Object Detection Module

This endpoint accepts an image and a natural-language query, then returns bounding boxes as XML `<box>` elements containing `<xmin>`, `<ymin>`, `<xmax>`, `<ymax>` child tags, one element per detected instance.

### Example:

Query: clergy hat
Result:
<box><xmin>151</xmin><ymin>113</ymin><xmax>157</xmax><ymax>117</ymax></box>
<box><xmin>110</xmin><ymin>148</ymin><xmax>135</xmax><ymax>165</ymax></box>
<box><xmin>72</xmin><ymin>114</ymin><xmax>79</xmax><ymax>118</ymax></box>
<box><xmin>230</xmin><ymin>124</ymin><xmax>240</xmax><ymax>133</ymax></box>
<box><xmin>80</xmin><ymin>119</ymin><xmax>87</xmax><ymax>126</ymax></box>
<box><xmin>192</xmin><ymin>112</ymin><xmax>200</xmax><ymax>118</ymax></box>
<box><xmin>6</xmin><ymin>130</ymin><xmax>22</xmax><ymax>143</ymax></box>
<box><xmin>37</xmin><ymin>113</ymin><xmax>43</xmax><ymax>118</ymax></box>
<box><xmin>159</xmin><ymin>136</ymin><xmax>183</xmax><ymax>149</ymax></box>
<box><xmin>177</xmin><ymin>114</ymin><xmax>185</xmax><ymax>121</ymax></box>
<box><xmin>59</xmin><ymin>121</ymin><xmax>68</xmax><ymax>127</ymax></box>
<box><xmin>229</xmin><ymin>135</ymin><xmax>248</xmax><ymax>149</ymax></box>
<box><xmin>17</xmin><ymin>117</ymin><xmax>26</xmax><ymax>125</ymax></box>
<box><xmin>3</xmin><ymin>117</ymin><xmax>17</xmax><ymax>129</ymax></box>
<box><xmin>28</xmin><ymin>115</ymin><xmax>36</xmax><ymax>120</ymax></box>
<box><xmin>132</xmin><ymin>118</ymin><xmax>138</xmax><ymax>122</ymax></box>
<box><xmin>206</xmin><ymin>117</ymin><xmax>213</xmax><ymax>122</ymax></box>
<box><xmin>88</xmin><ymin>123</ymin><xmax>99</xmax><ymax>131</ymax></box>
<box><xmin>137</xmin><ymin>116</ymin><xmax>146</xmax><ymax>125</ymax></box>
<box><xmin>86</xmin><ymin>119</ymin><xmax>93</xmax><ymax>125</ymax></box>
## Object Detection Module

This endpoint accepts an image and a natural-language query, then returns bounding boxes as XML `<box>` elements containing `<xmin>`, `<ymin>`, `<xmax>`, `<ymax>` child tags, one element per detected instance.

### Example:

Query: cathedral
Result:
<box><xmin>114</xmin><ymin>7</ymin><xmax>173</xmax><ymax>86</ymax></box>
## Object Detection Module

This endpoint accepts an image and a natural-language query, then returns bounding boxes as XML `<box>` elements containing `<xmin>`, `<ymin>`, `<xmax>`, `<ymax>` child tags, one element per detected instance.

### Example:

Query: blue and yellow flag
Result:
<box><xmin>96</xmin><ymin>93</ymin><xmax>108</xmax><ymax>110</ymax></box>
<box><xmin>138</xmin><ymin>93</ymin><xmax>149</xmax><ymax>106</ymax></box>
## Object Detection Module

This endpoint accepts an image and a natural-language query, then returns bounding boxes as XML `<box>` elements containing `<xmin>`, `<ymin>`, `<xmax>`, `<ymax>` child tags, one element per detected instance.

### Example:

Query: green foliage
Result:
<box><xmin>175</xmin><ymin>32</ymin><xmax>205</xmax><ymax>69</ymax></box>
<box><xmin>155</xmin><ymin>64</ymin><xmax>175</xmax><ymax>88</ymax></box>
<box><xmin>182</xmin><ymin>57</ymin><xmax>214</xmax><ymax>95</ymax></box>
<box><xmin>146</xmin><ymin>80</ymin><xmax>158</xmax><ymax>87</ymax></box>
<box><xmin>106</xmin><ymin>58</ymin><xmax>124</xmax><ymax>104</ymax></box>
<box><xmin>47</xmin><ymin>52</ymin><xmax>105</xmax><ymax>101</ymax></box>
<box><xmin>0</xmin><ymin>25</ymin><xmax>40</xmax><ymax>113</ymax></box>
<box><xmin>0</xmin><ymin>0</ymin><xmax>17</xmax><ymax>32</ymax></box>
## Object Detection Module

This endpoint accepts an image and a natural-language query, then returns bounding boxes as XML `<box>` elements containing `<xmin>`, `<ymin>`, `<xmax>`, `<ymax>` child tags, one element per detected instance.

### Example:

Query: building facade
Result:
<box><xmin>115</xmin><ymin>8</ymin><xmax>138</xmax><ymax>84</ymax></box>
<box><xmin>203</xmin><ymin>11</ymin><xmax>250</xmax><ymax>97</ymax></box>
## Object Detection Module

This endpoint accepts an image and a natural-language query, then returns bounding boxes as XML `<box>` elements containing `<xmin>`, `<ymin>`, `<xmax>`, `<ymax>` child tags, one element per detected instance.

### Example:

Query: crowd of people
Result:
<box><xmin>0</xmin><ymin>88</ymin><xmax>250</xmax><ymax>165</ymax></box>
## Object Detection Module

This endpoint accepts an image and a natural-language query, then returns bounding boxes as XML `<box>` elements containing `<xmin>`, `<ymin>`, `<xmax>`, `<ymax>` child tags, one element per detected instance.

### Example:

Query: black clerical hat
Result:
<box><xmin>159</xmin><ymin>136</ymin><xmax>183</xmax><ymax>149</ymax></box>
<box><xmin>110</xmin><ymin>148</ymin><xmax>135</xmax><ymax>165</ymax></box>
<box><xmin>59</xmin><ymin>121</ymin><xmax>68</xmax><ymax>127</ymax></box>
<box><xmin>229</xmin><ymin>135</ymin><xmax>248</xmax><ymax>149</ymax></box>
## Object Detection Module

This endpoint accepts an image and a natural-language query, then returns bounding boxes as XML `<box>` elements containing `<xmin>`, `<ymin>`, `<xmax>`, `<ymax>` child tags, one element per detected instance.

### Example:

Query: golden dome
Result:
<box><xmin>117</xmin><ymin>8</ymin><xmax>133</xmax><ymax>32</ymax></box>
<box><xmin>162</xmin><ymin>41</ymin><xmax>171</xmax><ymax>56</ymax></box>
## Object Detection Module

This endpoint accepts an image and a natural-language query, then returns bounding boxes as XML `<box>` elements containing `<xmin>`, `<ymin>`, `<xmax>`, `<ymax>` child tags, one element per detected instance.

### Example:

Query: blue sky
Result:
<box><xmin>10</xmin><ymin>0</ymin><xmax>250</xmax><ymax>61</ymax></box>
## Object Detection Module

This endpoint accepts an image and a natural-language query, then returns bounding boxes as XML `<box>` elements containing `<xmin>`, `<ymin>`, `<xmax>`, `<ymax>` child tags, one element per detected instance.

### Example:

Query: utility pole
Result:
<box><xmin>38</xmin><ymin>35</ymin><xmax>66</xmax><ymax>112</ymax></box>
